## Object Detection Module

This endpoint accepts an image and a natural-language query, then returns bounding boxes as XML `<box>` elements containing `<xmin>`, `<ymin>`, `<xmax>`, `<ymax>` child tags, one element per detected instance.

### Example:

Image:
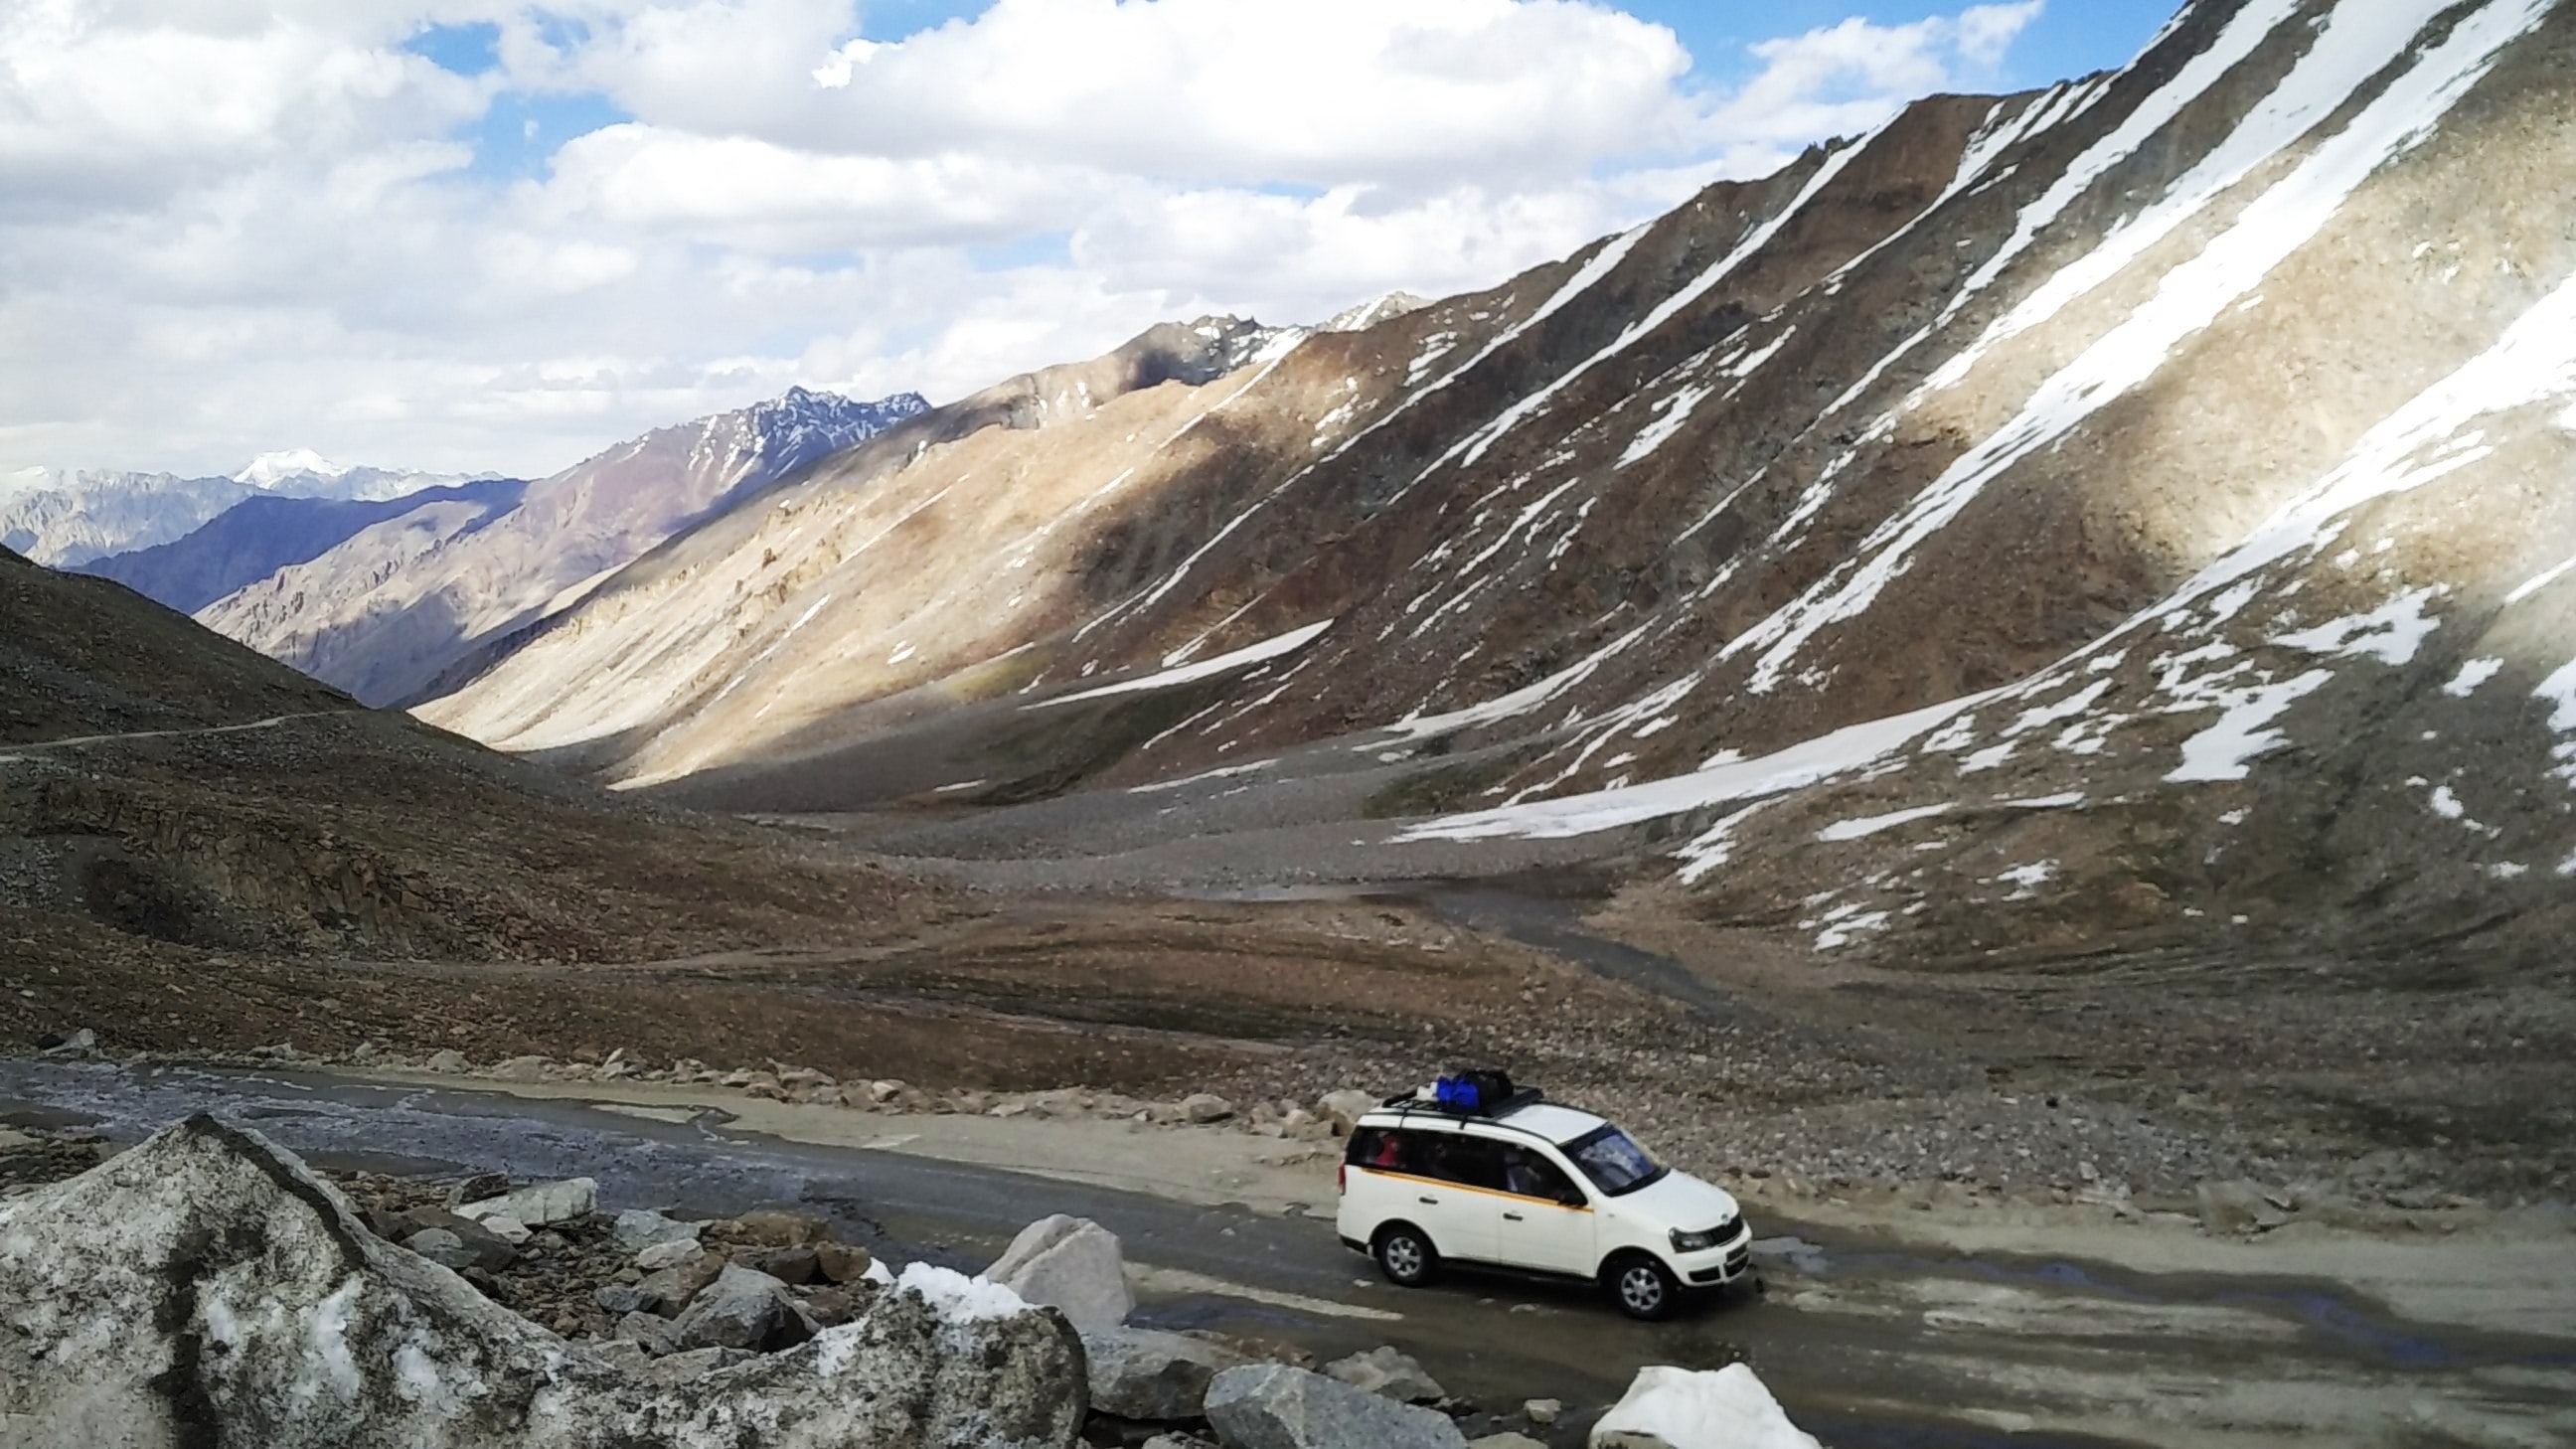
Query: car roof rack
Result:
<box><xmin>1374</xmin><ymin>1085</ymin><xmax>1548</xmax><ymax>1123</ymax></box>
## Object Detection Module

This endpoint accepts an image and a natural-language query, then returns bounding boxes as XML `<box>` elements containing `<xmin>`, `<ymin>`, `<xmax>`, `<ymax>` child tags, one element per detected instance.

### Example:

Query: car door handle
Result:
<box><xmin>1503</xmin><ymin>1211</ymin><xmax>1526</xmax><ymax>1221</ymax></box>
<box><xmin>1418</xmin><ymin>1196</ymin><xmax>1440</xmax><ymax>1205</ymax></box>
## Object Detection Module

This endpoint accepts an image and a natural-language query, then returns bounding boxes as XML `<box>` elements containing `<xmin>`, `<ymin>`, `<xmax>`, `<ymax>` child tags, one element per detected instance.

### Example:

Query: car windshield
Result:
<box><xmin>1562</xmin><ymin>1125</ymin><xmax>1667</xmax><ymax>1197</ymax></box>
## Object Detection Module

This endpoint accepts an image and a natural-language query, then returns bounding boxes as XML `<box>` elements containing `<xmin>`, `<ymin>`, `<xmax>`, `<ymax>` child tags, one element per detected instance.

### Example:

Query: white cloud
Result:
<box><xmin>0</xmin><ymin>0</ymin><xmax>2050</xmax><ymax>478</ymax></box>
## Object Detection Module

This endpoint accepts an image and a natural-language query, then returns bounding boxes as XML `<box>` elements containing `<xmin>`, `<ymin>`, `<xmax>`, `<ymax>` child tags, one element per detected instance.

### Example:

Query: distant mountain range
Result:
<box><xmin>189</xmin><ymin>388</ymin><xmax>929</xmax><ymax>706</ymax></box>
<box><xmin>0</xmin><ymin>455</ymin><xmax>510</xmax><ymax>569</ymax></box>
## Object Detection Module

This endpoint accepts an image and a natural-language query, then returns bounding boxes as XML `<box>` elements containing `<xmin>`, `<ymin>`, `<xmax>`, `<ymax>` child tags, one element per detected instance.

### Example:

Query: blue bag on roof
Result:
<box><xmin>1433</xmin><ymin>1076</ymin><xmax>1482</xmax><ymax>1113</ymax></box>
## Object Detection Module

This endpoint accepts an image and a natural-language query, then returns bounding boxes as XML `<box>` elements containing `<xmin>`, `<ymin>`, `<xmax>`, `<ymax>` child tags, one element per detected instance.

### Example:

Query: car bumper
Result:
<box><xmin>1676</xmin><ymin>1227</ymin><xmax>1757</xmax><ymax>1287</ymax></box>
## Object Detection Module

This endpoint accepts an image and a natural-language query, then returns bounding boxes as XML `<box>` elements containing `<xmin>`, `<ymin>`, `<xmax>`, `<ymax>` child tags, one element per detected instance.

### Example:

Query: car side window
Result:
<box><xmin>1501</xmin><ymin>1147</ymin><xmax>1586</xmax><ymax>1206</ymax></box>
<box><xmin>1421</xmin><ymin>1134</ymin><xmax>1506</xmax><ymax>1191</ymax></box>
<box><xmin>1348</xmin><ymin>1128</ymin><xmax>1411</xmax><ymax>1173</ymax></box>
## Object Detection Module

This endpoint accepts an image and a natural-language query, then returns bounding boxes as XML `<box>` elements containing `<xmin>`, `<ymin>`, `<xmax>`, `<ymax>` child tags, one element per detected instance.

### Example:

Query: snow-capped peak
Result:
<box><xmin>234</xmin><ymin>449</ymin><xmax>353</xmax><ymax>488</ymax></box>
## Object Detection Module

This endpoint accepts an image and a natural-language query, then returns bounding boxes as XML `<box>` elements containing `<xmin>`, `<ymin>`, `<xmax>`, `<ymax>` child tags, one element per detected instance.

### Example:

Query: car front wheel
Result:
<box><xmin>1608</xmin><ymin>1253</ymin><xmax>1680</xmax><ymax>1321</ymax></box>
<box><xmin>1373</xmin><ymin>1223</ymin><xmax>1438</xmax><ymax>1288</ymax></box>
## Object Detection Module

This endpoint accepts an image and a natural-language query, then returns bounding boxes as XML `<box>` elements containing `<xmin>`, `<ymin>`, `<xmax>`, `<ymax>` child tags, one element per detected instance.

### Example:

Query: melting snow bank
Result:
<box><xmin>1394</xmin><ymin>693</ymin><xmax>1993</xmax><ymax>853</ymax></box>
<box><xmin>1029</xmin><ymin>619</ymin><xmax>1334</xmax><ymax>709</ymax></box>
<box><xmin>1590</xmin><ymin>1364</ymin><xmax>1823</xmax><ymax>1449</ymax></box>
<box><xmin>0</xmin><ymin>1116</ymin><xmax>1086</xmax><ymax>1449</ymax></box>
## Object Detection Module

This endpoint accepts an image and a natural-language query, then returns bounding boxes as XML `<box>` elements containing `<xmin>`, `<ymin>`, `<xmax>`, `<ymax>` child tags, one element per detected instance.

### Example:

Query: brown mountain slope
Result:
<box><xmin>423</xmin><ymin>0</ymin><xmax>2576</xmax><ymax>981</ymax></box>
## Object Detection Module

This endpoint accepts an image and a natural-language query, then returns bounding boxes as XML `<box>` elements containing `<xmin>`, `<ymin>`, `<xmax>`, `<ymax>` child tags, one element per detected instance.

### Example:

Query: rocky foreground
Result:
<box><xmin>0</xmin><ymin>1119</ymin><xmax>1819</xmax><ymax>1449</ymax></box>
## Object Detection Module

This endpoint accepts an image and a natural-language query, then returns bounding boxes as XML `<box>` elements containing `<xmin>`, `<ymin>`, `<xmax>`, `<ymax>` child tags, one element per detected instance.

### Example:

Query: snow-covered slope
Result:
<box><xmin>197</xmin><ymin>389</ymin><xmax>926</xmax><ymax>706</ymax></box>
<box><xmin>425</xmin><ymin>0</ymin><xmax>2576</xmax><ymax>968</ymax></box>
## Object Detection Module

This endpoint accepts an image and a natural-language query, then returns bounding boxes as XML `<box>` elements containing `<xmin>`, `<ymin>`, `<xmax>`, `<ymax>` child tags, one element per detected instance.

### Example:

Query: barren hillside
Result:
<box><xmin>421</xmin><ymin>0</ymin><xmax>2576</xmax><ymax>979</ymax></box>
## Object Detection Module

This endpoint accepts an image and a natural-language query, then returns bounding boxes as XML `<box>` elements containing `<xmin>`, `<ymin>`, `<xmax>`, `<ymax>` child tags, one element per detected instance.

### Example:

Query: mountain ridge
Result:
<box><xmin>420</xmin><ymin>0</ymin><xmax>2576</xmax><ymax>976</ymax></box>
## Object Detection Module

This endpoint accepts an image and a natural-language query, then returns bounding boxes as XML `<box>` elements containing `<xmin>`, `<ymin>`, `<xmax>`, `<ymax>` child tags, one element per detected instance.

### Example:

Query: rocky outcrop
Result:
<box><xmin>0</xmin><ymin>1115</ymin><xmax>1087</xmax><ymax>1448</ymax></box>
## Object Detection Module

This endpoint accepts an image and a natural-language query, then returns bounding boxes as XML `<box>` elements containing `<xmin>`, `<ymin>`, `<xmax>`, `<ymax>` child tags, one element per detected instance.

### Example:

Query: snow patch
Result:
<box><xmin>1994</xmin><ymin>861</ymin><xmax>2058</xmax><ymax>899</ymax></box>
<box><xmin>2505</xmin><ymin>556</ymin><xmax>2576</xmax><ymax>604</ymax></box>
<box><xmin>2443</xmin><ymin>658</ymin><xmax>2504</xmax><ymax>698</ymax></box>
<box><xmin>1396</xmin><ymin>692</ymin><xmax>1991</xmax><ymax>846</ymax></box>
<box><xmin>2168</xmin><ymin>670</ymin><xmax>2334</xmax><ymax>783</ymax></box>
<box><xmin>1819</xmin><ymin>804</ymin><xmax>1955</xmax><ymax>842</ymax></box>
<box><xmin>893</xmin><ymin>1263</ymin><xmax>1031</xmax><ymax>1324</ymax></box>
<box><xmin>1030</xmin><ymin>620</ymin><xmax>1332</xmax><ymax>710</ymax></box>
<box><xmin>2269</xmin><ymin>587</ymin><xmax>2445</xmax><ymax>665</ymax></box>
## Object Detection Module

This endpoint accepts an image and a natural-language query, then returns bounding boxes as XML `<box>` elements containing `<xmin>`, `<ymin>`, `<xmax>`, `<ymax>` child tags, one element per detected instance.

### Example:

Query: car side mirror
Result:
<box><xmin>1557</xmin><ymin>1188</ymin><xmax>1587</xmax><ymax>1208</ymax></box>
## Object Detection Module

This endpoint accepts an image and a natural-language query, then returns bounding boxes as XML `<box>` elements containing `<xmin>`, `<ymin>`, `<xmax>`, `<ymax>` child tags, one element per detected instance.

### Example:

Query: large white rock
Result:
<box><xmin>1588</xmin><ymin>1366</ymin><xmax>1822</xmax><ymax>1449</ymax></box>
<box><xmin>0</xmin><ymin>1115</ymin><xmax>1087</xmax><ymax>1448</ymax></box>
<box><xmin>987</xmin><ymin>1214</ymin><xmax>1134</xmax><ymax>1334</ymax></box>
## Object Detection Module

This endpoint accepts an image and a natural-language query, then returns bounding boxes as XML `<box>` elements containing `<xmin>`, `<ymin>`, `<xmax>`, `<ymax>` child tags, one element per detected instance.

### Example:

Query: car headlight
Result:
<box><xmin>1670</xmin><ymin>1227</ymin><xmax>1722</xmax><ymax>1253</ymax></box>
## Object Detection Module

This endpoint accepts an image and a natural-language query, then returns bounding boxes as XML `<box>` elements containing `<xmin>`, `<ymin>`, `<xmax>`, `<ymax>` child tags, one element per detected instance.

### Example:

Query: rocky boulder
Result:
<box><xmin>614</xmin><ymin>1208</ymin><xmax>701</xmax><ymax>1251</ymax></box>
<box><xmin>1084</xmin><ymin>1326</ymin><xmax>1252</xmax><ymax>1421</ymax></box>
<box><xmin>1205</xmin><ymin>1364</ymin><xmax>1468</xmax><ymax>1449</ymax></box>
<box><xmin>457</xmin><ymin>1175</ymin><xmax>597</xmax><ymax>1227</ymax></box>
<box><xmin>988</xmin><ymin>1214</ymin><xmax>1133</xmax><ymax>1333</ymax></box>
<box><xmin>1316</xmin><ymin>1091</ymin><xmax>1378</xmax><ymax>1136</ymax></box>
<box><xmin>1589</xmin><ymin>1366</ymin><xmax>1821</xmax><ymax>1449</ymax></box>
<box><xmin>1323</xmin><ymin>1346</ymin><xmax>1445</xmax><ymax>1404</ymax></box>
<box><xmin>0</xmin><ymin>1115</ymin><xmax>1088</xmax><ymax>1447</ymax></box>
<box><xmin>671</xmin><ymin>1264</ymin><xmax>810</xmax><ymax>1353</ymax></box>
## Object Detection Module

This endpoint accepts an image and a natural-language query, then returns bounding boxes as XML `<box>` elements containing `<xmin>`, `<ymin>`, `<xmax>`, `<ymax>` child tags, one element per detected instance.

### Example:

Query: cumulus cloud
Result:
<box><xmin>0</xmin><ymin>0</ymin><xmax>2050</xmax><ymax>478</ymax></box>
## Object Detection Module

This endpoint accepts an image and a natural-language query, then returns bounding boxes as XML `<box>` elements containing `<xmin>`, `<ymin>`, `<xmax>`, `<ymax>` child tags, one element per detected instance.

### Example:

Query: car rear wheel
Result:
<box><xmin>1373</xmin><ymin>1223</ymin><xmax>1438</xmax><ymax>1288</ymax></box>
<box><xmin>1608</xmin><ymin>1253</ymin><xmax>1680</xmax><ymax>1321</ymax></box>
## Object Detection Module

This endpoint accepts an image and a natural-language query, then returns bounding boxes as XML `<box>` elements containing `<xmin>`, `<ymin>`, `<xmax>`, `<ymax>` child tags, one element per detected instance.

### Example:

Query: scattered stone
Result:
<box><xmin>1324</xmin><ymin>1346</ymin><xmax>1446</xmax><ymax>1403</ymax></box>
<box><xmin>38</xmin><ymin>1028</ymin><xmax>97</xmax><ymax>1058</ymax></box>
<box><xmin>670</xmin><ymin>1264</ymin><xmax>812</xmax><ymax>1354</ymax></box>
<box><xmin>1084</xmin><ymin>1326</ymin><xmax>1252</xmax><ymax>1420</ymax></box>
<box><xmin>1472</xmin><ymin>1436</ymin><xmax>1550</xmax><ymax>1449</ymax></box>
<box><xmin>636</xmin><ymin>1238</ymin><xmax>701</xmax><ymax>1272</ymax></box>
<box><xmin>491</xmin><ymin>1054</ymin><xmax>554</xmax><ymax>1083</ymax></box>
<box><xmin>478</xmin><ymin>1213</ymin><xmax>533</xmax><ymax>1246</ymax></box>
<box><xmin>1590</xmin><ymin>1365</ymin><xmax>1821</xmax><ymax>1449</ymax></box>
<box><xmin>725</xmin><ymin>1208</ymin><xmax>829</xmax><ymax>1247</ymax></box>
<box><xmin>1525</xmin><ymin>1398</ymin><xmax>1563</xmax><ymax>1427</ymax></box>
<box><xmin>2195</xmin><ymin>1180</ymin><xmax>2275</xmax><ymax>1236</ymax></box>
<box><xmin>613</xmin><ymin>1208</ymin><xmax>700</xmax><ymax>1251</ymax></box>
<box><xmin>1205</xmin><ymin>1364</ymin><xmax>1469</xmax><ymax>1449</ymax></box>
<box><xmin>1181</xmin><ymin>1093</ymin><xmax>1237</xmax><ymax>1125</ymax></box>
<box><xmin>779</xmin><ymin>1066</ymin><xmax>838</xmax><ymax>1090</ymax></box>
<box><xmin>815</xmin><ymin>1240</ymin><xmax>877</xmax><ymax>1285</ymax></box>
<box><xmin>989</xmin><ymin>1214</ymin><xmax>1134</xmax><ymax>1333</ymax></box>
<box><xmin>635</xmin><ymin>1250</ymin><xmax>728</xmax><ymax>1317</ymax></box>
<box><xmin>741</xmin><ymin>1244</ymin><xmax>821</xmax><ymax>1285</ymax></box>
<box><xmin>1317</xmin><ymin>1090</ymin><xmax>1379</xmax><ymax>1136</ymax></box>
<box><xmin>803</xmin><ymin>1285</ymin><xmax>864</xmax><ymax>1329</ymax></box>
<box><xmin>615</xmin><ymin>1311</ymin><xmax>680</xmax><ymax>1356</ymax></box>
<box><xmin>425</xmin><ymin>1049</ymin><xmax>470</xmax><ymax>1074</ymax></box>
<box><xmin>446</xmin><ymin>1173</ymin><xmax>511</xmax><ymax>1207</ymax></box>
<box><xmin>458</xmin><ymin>1177</ymin><xmax>597</xmax><ymax>1228</ymax></box>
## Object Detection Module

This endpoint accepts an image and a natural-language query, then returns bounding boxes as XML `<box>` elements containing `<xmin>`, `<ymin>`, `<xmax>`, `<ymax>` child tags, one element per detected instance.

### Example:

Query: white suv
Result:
<box><xmin>1336</xmin><ymin>1089</ymin><xmax>1755</xmax><ymax>1320</ymax></box>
